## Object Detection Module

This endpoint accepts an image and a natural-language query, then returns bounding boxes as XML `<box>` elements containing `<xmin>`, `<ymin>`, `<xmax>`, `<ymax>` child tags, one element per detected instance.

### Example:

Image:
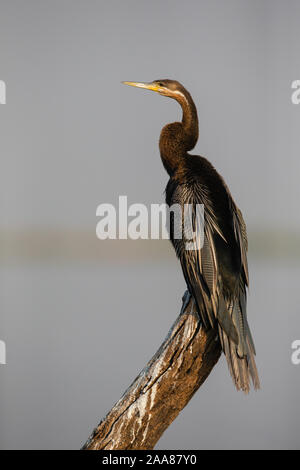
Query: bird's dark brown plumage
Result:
<box><xmin>124</xmin><ymin>79</ymin><xmax>260</xmax><ymax>393</ymax></box>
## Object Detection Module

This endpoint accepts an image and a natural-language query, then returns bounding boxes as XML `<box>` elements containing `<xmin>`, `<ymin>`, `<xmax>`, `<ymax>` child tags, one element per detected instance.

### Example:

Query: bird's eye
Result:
<box><xmin>158</xmin><ymin>82</ymin><xmax>164</xmax><ymax>87</ymax></box>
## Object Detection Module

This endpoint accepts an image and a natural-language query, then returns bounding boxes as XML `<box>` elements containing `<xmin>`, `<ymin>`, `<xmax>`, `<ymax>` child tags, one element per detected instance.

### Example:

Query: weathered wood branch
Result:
<box><xmin>82</xmin><ymin>291</ymin><xmax>222</xmax><ymax>450</ymax></box>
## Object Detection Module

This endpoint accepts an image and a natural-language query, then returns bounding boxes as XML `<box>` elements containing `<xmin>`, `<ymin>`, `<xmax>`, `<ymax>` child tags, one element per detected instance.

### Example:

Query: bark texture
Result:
<box><xmin>82</xmin><ymin>291</ymin><xmax>222</xmax><ymax>450</ymax></box>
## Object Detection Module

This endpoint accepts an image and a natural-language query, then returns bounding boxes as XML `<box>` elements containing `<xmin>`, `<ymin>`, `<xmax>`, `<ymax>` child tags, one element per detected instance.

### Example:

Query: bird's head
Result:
<box><xmin>122</xmin><ymin>78</ymin><xmax>198</xmax><ymax>154</ymax></box>
<box><xmin>122</xmin><ymin>79</ymin><xmax>186</xmax><ymax>99</ymax></box>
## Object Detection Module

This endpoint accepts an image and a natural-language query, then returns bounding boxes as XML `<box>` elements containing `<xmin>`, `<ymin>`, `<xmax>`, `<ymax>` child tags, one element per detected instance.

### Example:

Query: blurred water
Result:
<box><xmin>0</xmin><ymin>258</ymin><xmax>299</xmax><ymax>449</ymax></box>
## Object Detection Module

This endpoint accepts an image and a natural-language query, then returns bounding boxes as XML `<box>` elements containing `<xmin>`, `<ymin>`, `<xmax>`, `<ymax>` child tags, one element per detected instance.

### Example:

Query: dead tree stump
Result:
<box><xmin>82</xmin><ymin>291</ymin><xmax>221</xmax><ymax>450</ymax></box>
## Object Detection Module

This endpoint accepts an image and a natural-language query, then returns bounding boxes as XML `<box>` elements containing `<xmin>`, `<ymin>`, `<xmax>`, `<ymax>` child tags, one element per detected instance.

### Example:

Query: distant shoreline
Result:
<box><xmin>0</xmin><ymin>229</ymin><xmax>299</xmax><ymax>262</ymax></box>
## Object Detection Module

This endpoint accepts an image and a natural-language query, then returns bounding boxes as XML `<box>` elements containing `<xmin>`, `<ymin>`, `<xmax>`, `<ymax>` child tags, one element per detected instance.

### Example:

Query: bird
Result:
<box><xmin>122</xmin><ymin>79</ymin><xmax>260</xmax><ymax>393</ymax></box>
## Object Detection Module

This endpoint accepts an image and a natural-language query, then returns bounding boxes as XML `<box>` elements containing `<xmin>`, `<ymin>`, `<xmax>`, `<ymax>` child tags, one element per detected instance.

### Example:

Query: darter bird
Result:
<box><xmin>122</xmin><ymin>79</ymin><xmax>260</xmax><ymax>393</ymax></box>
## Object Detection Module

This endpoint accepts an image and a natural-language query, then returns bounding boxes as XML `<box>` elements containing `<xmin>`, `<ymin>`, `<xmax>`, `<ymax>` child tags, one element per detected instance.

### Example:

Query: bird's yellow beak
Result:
<box><xmin>122</xmin><ymin>81</ymin><xmax>160</xmax><ymax>92</ymax></box>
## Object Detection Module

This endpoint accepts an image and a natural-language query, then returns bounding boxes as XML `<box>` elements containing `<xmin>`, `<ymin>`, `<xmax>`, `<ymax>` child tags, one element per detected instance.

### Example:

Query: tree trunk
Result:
<box><xmin>82</xmin><ymin>291</ymin><xmax>221</xmax><ymax>450</ymax></box>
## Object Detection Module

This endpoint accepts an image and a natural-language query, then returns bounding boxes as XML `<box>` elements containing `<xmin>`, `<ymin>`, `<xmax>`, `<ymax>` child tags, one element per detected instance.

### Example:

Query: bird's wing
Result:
<box><xmin>169</xmin><ymin>180</ymin><xmax>259</xmax><ymax>391</ymax></box>
<box><xmin>230</xmin><ymin>200</ymin><xmax>249</xmax><ymax>286</ymax></box>
<box><xmin>170</xmin><ymin>182</ymin><xmax>239</xmax><ymax>343</ymax></box>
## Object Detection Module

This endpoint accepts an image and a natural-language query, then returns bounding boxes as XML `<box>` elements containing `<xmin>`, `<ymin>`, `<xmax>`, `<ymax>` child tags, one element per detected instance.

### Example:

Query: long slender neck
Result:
<box><xmin>159</xmin><ymin>88</ymin><xmax>199</xmax><ymax>176</ymax></box>
<box><xmin>175</xmin><ymin>88</ymin><xmax>198</xmax><ymax>150</ymax></box>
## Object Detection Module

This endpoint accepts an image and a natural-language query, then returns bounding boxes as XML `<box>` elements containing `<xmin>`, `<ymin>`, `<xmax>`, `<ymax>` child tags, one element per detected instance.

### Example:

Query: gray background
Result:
<box><xmin>0</xmin><ymin>0</ymin><xmax>299</xmax><ymax>449</ymax></box>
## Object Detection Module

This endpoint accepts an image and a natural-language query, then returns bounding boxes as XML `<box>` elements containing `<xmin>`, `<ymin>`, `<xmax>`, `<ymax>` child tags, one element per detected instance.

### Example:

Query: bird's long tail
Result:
<box><xmin>218</xmin><ymin>302</ymin><xmax>260</xmax><ymax>394</ymax></box>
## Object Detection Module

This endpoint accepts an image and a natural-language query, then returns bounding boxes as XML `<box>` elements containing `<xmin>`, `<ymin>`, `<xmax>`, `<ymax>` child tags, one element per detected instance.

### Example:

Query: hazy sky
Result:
<box><xmin>0</xmin><ymin>0</ymin><xmax>299</xmax><ymax>232</ymax></box>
